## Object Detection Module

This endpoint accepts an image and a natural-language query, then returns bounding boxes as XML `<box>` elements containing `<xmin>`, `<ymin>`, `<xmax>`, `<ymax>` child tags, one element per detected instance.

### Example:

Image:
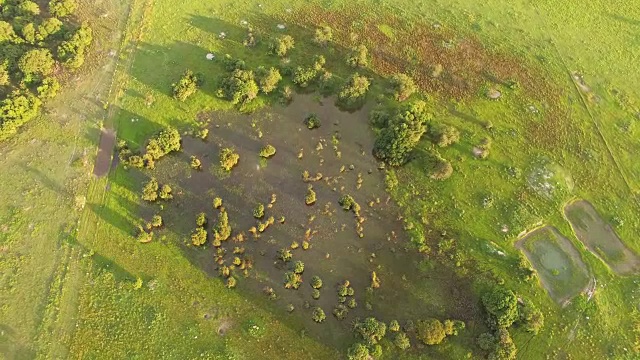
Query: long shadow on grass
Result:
<box><xmin>20</xmin><ymin>164</ymin><xmax>70</xmax><ymax>198</ymax></box>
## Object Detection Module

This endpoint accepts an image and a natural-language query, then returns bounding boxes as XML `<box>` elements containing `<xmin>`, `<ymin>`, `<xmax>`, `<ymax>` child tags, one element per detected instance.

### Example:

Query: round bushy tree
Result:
<box><xmin>482</xmin><ymin>287</ymin><xmax>519</xmax><ymax>329</ymax></box>
<box><xmin>19</xmin><ymin>49</ymin><xmax>55</xmax><ymax>77</ymax></box>
<box><xmin>416</xmin><ymin>318</ymin><xmax>446</xmax><ymax>345</ymax></box>
<box><xmin>390</xmin><ymin>73</ymin><xmax>417</xmax><ymax>101</ymax></box>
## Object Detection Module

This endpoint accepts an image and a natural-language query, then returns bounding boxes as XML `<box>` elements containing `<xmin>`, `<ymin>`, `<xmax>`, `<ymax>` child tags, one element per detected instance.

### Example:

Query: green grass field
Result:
<box><xmin>1</xmin><ymin>0</ymin><xmax>640</xmax><ymax>359</ymax></box>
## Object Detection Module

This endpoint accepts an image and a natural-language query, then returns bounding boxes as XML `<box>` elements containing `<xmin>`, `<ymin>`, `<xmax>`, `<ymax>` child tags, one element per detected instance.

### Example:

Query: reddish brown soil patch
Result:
<box><xmin>94</xmin><ymin>128</ymin><xmax>116</xmax><ymax>177</ymax></box>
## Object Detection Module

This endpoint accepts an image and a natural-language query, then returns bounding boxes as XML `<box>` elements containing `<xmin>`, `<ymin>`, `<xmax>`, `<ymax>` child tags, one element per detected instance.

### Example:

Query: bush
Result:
<box><xmin>146</xmin><ymin>128</ymin><xmax>181</xmax><ymax>160</ymax></box>
<box><xmin>212</xmin><ymin>197</ymin><xmax>223</xmax><ymax>209</ymax></box>
<box><xmin>477</xmin><ymin>332</ymin><xmax>496</xmax><ymax>351</ymax></box>
<box><xmin>347</xmin><ymin>298</ymin><xmax>357</xmax><ymax>309</ymax></box>
<box><xmin>346</xmin><ymin>45</ymin><xmax>368</xmax><ymax>68</ymax></box>
<box><xmin>390</xmin><ymin>73</ymin><xmax>417</xmax><ymax>101</ymax></box>
<box><xmin>482</xmin><ymin>287</ymin><xmax>519</xmax><ymax>330</ymax></box>
<box><xmin>191</xmin><ymin>227</ymin><xmax>207</xmax><ymax>246</ymax></box>
<box><xmin>394</xmin><ymin>332</ymin><xmax>411</xmax><ymax>350</ymax></box>
<box><xmin>431</xmin><ymin>124</ymin><xmax>460</xmax><ymax>147</ymax></box>
<box><xmin>284</xmin><ymin>271</ymin><xmax>302</xmax><ymax>289</ymax></box>
<box><xmin>304</xmin><ymin>114</ymin><xmax>320</xmax><ymax>129</ymax></box>
<box><xmin>172</xmin><ymin>70</ymin><xmax>199</xmax><ymax>101</ymax></box>
<box><xmin>354</xmin><ymin>317</ymin><xmax>386</xmax><ymax>345</ymax></box>
<box><xmin>220</xmin><ymin>69</ymin><xmax>259</xmax><ymax>105</ymax></box>
<box><xmin>338</xmin><ymin>73</ymin><xmax>370</xmax><ymax>107</ymax></box>
<box><xmin>430</xmin><ymin>156</ymin><xmax>453</xmax><ymax>180</ymax></box>
<box><xmin>270</xmin><ymin>35</ymin><xmax>295</xmax><ymax>57</ymax></box>
<box><xmin>256</xmin><ymin>66</ymin><xmax>281</xmax><ymax>94</ymax></box>
<box><xmin>347</xmin><ymin>343</ymin><xmax>369</xmax><ymax>360</ymax></box>
<box><xmin>142</xmin><ymin>178</ymin><xmax>159</xmax><ymax>201</ymax></box>
<box><xmin>443</xmin><ymin>319</ymin><xmax>465</xmax><ymax>336</ymax></box>
<box><xmin>0</xmin><ymin>61</ymin><xmax>9</xmax><ymax>86</ymax></box>
<box><xmin>49</xmin><ymin>0</ymin><xmax>77</xmax><ymax>17</ymax></box>
<box><xmin>292</xmin><ymin>66</ymin><xmax>317</xmax><ymax>88</ymax></box>
<box><xmin>305</xmin><ymin>186</ymin><xmax>316</xmax><ymax>205</ymax></box>
<box><xmin>151</xmin><ymin>215</ymin><xmax>162</xmax><ymax>228</ymax></box>
<box><xmin>57</xmin><ymin>23</ymin><xmax>93</xmax><ymax>68</ymax></box>
<box><xmin>370</xmin><ymin>271</ymin><xmax>380</xmax><ymax>288</ymax></box>
<box><xmin>19</xmin><ymin>49</ymin><xmax>55</xmax><ymax>77</ymax></box>
<box><xmin>259</xmin><ymin>144</ymin><xmax>276</xmax><ymax>158</ymax></box>
<box><xmin>253</xmin><ymin>203</ymin><xmax>265</xmax><ymax>219</ymax></box>
<box><xmin>293</xmin><ymin>260</ymin><xmax>304</xmax><ymax>274</ymax></box>
<box><xmin>36</xmin><ymin>78</ymin><xmax>60</xmax><ymax>99</ymax></box>
<box><xmin>490</xmin><ymin>329</ymin><xmax>517</xmax><ymax>360</ymax></box>
<box><xmin>312</xmin><ymin>307</ymin><xmax>326</xmax><ymax>323</ymax></box>
<box><xmin>226</xmin><ymin>276</ymin><xmax>237</xmax><ymax>289</ymax></box>
<box><xmin>186</xmin><ymin>156</ymin><xmax>201</xmax><ymax>171</ymax></box>
<box><xmin>416</xmin><ymin>318</ymin><xmax>446</xmax><ymax>345</ymax></box>
<box><xmin>159</xmin><ymin>184</ymin><xmax>173</xmax><ymax>200</ymax></box>
<box><xmin>136</xmin><ymin>228</ymin><xmax>153</xmax><ymax>243</ymax></box>
<box><xmin>313</xmin><ymin>55</ymin><xmax>326</xmax><ymax>71</ymax></box>
<box><xmin>333</xmin><ymin>304</ymin><xmax>348</xmax><ymax>320</ymax></box>
<box><xmin>310</xmin><ymin>276</ymin><xmax>322</xmax><ymax>289</ymax></box>
<box><xmin>389</xmin><ymin>320</ymin><xmax>400</xmax><ymax>332</ymax></box>
<box><xmin>313</xmin><ymin>26</ymin><xmax>332</xmax><ymax>46</ymax></box>
<box><xmin>373</xmin><ymin>101</ymin><xmax>430</xmax><ymax>166</ymax></box>
<box><xmin>213</xmin><ymin>209</ymin><xmax>231</xmax><ymax>242</ymax></box>
<box><xmin>220</xmin><ymin>148</ymin><xmax>239</xmax><ymax>171</ymax></box>
<box><xmin>278</xmin><ymin>248</ymin><xmax>292</xmax><ymax>263</ymax></box>
<box><xmin>195</xmin><ymin>212</ymin><xmax>207</xmax><ymax>227</ymax></box>
<box><xmin>339</xmin><ymin>194</ymin><xmax>356</xmax><ymax>211</ymax></box>
<box><xmin>519</xmin><ymin>300</ymin><xmax>544</xmax><ymax>335</ymax></box>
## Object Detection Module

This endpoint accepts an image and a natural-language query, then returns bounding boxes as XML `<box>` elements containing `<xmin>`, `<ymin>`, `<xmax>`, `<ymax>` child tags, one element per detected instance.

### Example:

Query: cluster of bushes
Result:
<box><xmin>212</xmin><ymin>207</ymin><xmax>232</xmax><ymax>246</ymax></box>
<box><xmin>390</xmin><ymin>73</ymin><xmax>417</xmax><ymax>102</ymax></box>
<box><xmin>372</xmin><ymin>101</ymin><xmax>430</xmax><ymax>166</ymax></box>
<box><xmin>172</xmin><ymin>70</ymin><xmax>199</xmax><ymax>101</ymax></box>
<box><xmin>0</xmin><ymin>0</ymin><xmax>92</xmax><ymax>140</ymax></box>
<box><xmin>347</xmin><ymin>317</ymin><xmax>386</xmax><ymax>359</ymax></box>
<box><xmin>477</xmin><ymin>287</ymin><xmax>544</xmax><ymax>359</ymax></box>
<box><xmin>141</xmin><ymin>178</ymin><xmax>173</xmax><ymax>202</ymax></box>
<box><xmin>338</xmin><ymin>73</ymin><xmax>370</xmax><ymax>108</ymax></box>
<box><xmin>119</xmin><ymin>128</ymin><xmax>182</xmax><ymax>170</ymax></box>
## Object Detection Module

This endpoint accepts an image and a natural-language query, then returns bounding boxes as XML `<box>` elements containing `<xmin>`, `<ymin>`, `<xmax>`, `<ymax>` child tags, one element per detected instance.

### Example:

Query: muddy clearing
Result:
<box><xmin>147</xmin><ymin>94</ymin><xmax>481</xmax><ymax>348</ymax></box>
<box><xmin>564</xmin><ymin>200</ymin><xmax>640</xmax><ymax>275</ymax></box>
<box><xmin>516</xmin><ymin>226</ymin><xmax>590</xmax><ymax>304</ymax></box>
<box><xmin>94</xmin><ymin>128</ymin><xmax>116</xmax><ymax>177</ymax></box>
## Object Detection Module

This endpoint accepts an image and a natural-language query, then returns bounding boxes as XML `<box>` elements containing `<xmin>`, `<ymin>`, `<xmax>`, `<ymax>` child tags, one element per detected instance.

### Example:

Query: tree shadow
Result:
<box><xmin>20</xmin><ymin>164</ymin><xmax>70</xmax><ymax>198</ymax></box>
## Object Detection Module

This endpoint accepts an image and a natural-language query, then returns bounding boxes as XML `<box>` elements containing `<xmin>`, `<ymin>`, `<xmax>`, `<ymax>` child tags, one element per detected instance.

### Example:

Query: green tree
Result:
<box><xmin>431</xmin><ymin>124</ymin><xmax>460</xmax><ymax>147</ymax></box>
<box><xmin>270</xmin><ymin>35</ymin><xmax>295</xmax><ymax>57</ymax></box>
<box><xmin>21</xmin><ymin>23</ymin><xmax>36</xmax><ymax>44</ymax></box>
<box><xmin>390</xmin><ymin>73</ymin><xmax>417</xmax><ymax>101</ymax></box>
<box><xmin>346</xmin><ymin>44</ymin><xmax>368</xmax><ymax>68</ymax></box>
<box><xmin>354</xmin><ymin>317</ymin><xmax>386</xmax><ymax>345</ymax></box>
<box><xmin>0</xmin><ymin>91</ymin><xmax>42</xmax><ymax>140</ymax></box>
<box><xmin>394</xmin><ymin>332</ymin><xmax>411</xmax><ymax>350</ymax></box>
<box><xmin>220</xmin><ymin>69</ymin><xmax>259</xmax><ymax>105</ymax></box>
<box><xmin>338</xmin><ymin>73</ymin><xmax>370</xmax><ymax>106</ymax></box>
<box><xmin>213</xmin><ymin>209</ymin><xmax>231</xmax><ymax>242</ymax></box>
<box><xmin>36</xmin><ymin>78</ymin><xmax>60</xmax><ymax>99</ymax></box>
<box><xmin>191</xmin><ymin>227</ymin><xmax>207</xmax><ymax>246</ymax></box>
<box><xmin>482</xmin><ymin>287</ymin><xmax>519</xmax><ymax>329</ymax></box>
<box><xmin>313</xmin><ymin>26</ymin><xmax>332</xmax><ymax>46</ymax></box>
<box><xmin>293</xmin><ymin>260</ymin><xmax>304</xmax><ymax>274</ymax></box>
<box><xmin>0</xmin><ymin>61</ymin><xmax>10</xmax><ymax>86</ymax></box>
<box><xmin>142</xmin><ymin>178</ymin><xmax>159</xmax><ymax>202</ymax></box>
<box><xmin>312</xmin><ymin>307</ymin><xmax>326</xmax><ymax>323</ymax></box>
<box><xmin>259</xmin><ymin>144</ymin><xmax>276</xmax><ymax>158</ymax></box>
<box><xmin>416</xmin><ymin>318</ymin><xmax>446</xmax><ymax>345</ymax></box>
<box><xmin>489</xmin><ymin>329</ymin><xmax>517</xmax><ymax>360</ymax></box>
<box><xmin>0</xmin><ymin>21</ymin><xmax>19</xmax><ymax>43</ymax></box>
<box><xmin>49</xmin><ymin>0</ymin><xmax>77</xmax><ymax>17</ymax></box>
<box><xmin>220</xmin><ymin>148</ymin><xmax>239</xmax><ymax>171</ymax></box>
<box><xmin>310</xmin><ymin>276</ymin><xmax>322</xmax><ymax>289</ymax></box>
<box><xmin>57</xmin><ymin>23</ymin><xmax>92</xmax><ymax>68</ymax></box>
<box><xmin>172</xmin><ymin>70</ymin><xmax>199</xmax><ymax>101</ymax></box>
<box><xmin>347</xmin><ymin>343</ymin><xmax>369</xmax><ymax>360</ymax></box>
<box><xmin>19</xmin><ymin>49</ymin><xmax>55</xmax><ymax>77</ymax></box>
<box><xmin>519</xmin><ymin>300</ymin><xmax>544</xmax><ymax>335</ymax></box>
<box><xmin>284</xmin><ymin>271</ymin><xmax>302</xmax><ymax>289</ymax></box>
<box><xmin>37</xmin><ymin>18</ymin><xmax>63</xmax><ymax>42</ymax></box>
<box><xmin>19</xmin><ymin>1</ymin><xmax>41</xmax><ymax>16</ymax></box>
<box><xmin>373</xmin><ymin>101</ymin><xmax>430</xmax><ymax>166</ymax></box>
<box><xmin>256</xmin><ymin>66</ymin><xmax>281</xmax><ymax>94</ymax></box>
<box><xmin>292</xmin><ymin>66</ymin><xmax>317</xmax><ymax>88</ymax></box>
<box><xmin>145</xmin><ymin>128</ymin><xmax>181</xmax><ymax>160</ymax></box>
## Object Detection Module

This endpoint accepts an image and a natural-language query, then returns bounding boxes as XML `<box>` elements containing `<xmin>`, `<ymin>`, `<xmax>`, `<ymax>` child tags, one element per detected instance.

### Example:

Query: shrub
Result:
<box><xmin>310</xmin><ymin>276</ymin><xmax>322</xmax><ymax>289</ymax></box>
<box><xmin>305</xmin><ymin>186</ymin><xmax>316</xmax><ymax>205</ymax></box>
<box><xmin>519</xmin><ymin>300</ymin><xmax>544</xmax><ymax>335</ymax></box>
<box><xmin>292</xmin><ymin>66</ymin><xmax>317</xmax><ymax>87</ymax></box>
<box><xmin>333</xmin><ymin>304</ymin><xmax>348</xmax><ymax>320</ymax></box>
<box><xmin>0</xmin><ymin>61</ymin><xmax>9</xmax><ymax>86</ymax></box>
<box><xmin>304</xmin><ymin>114</ymin><xmax>320</xmax><ymax>129</ymax></box>
<box><xmin>191</xmin><ymin>227</ymin><xmax>207</xmax><ymax>246</ymax></box>
<box><xmin>313</xmin><ymin>26</ymin><xmax>332</xmax><ymax>46</ymax></box>
<box><xmin>270</xmin><ymin>35</ymin><xmax>295</xmax><ymax>57</ymax></box>
<box><xmin>36</xmin><ymin>78</ymin><xmax>60</xmax><ymax>99</ymax></box>
<box><xmin>313</xmin><ymin>55</ymin><xmax>326</xmax><ymax>71</ymax></box>
<box><xmin>196</xmin><ymin>128</ymin><xmax>208</xmax><ymax>140</ymax></box>
<box><xmin>312</xmin><ymin>288</ymin><xmax>320</xmax><ymax>299</ymax></box>
<box><xmin>57</xmin><ymin>23</ymin><xmax>92</xmax><ymax>68</ymax></box>
<box><xmin>226</xmin><ymin>276</ymin><xmax>237</xmax><ymax>288</ymax></box>
<box><xmin>373</xmin><ymin>101</ymin><xmax>430</xmax><ymax>166</ymax></box>
<box><xmin>136</xmin><ymin>228</ymin><xmax>153</xmax><ymax>243</ymax></box>
<box><xmin>159</xmin><ymin>184</ymin><xmax>173</xmax><ymax>200</ymax></box>
<box><xmin>482</xmin><ymin>287</ymin><xmax>519</xmax><ymax>329</ymax></box>
<box><xmin>394</xmin><ymin>332</ymin><xmax>411</xmax><ymax>350</ymax></box>
<box><xmin>172</xmin><ymin>70</ymin><xmax>199</xmax><ymax>101</ymax></box>
<box><xmin>338</xmin><ymin>73</ymin><xmax>370</xmax><ymax>107</ymax></box>
<box><xmin>190</xmin><ymin>156</ymin><xmax>202</xmax><ymax>170</ymax></box>
<box><xmin>430</xmin><ymin>156</ymin><xmax>453</xmax><ymax>180</ymax></box>
<box><xmin>19</xmin><ymin>49</ymin><xmax>55</xmax><ymax>77</ymax></box>
<box><xmin>339</xmin><ymin>195</ymin><xmax>356</xmax><ymax>211</ymax></box>
<box><xmin>370</xmin><ymin>271</ymin><xmax>380</xmax><ymax>288</ymax></box>
<box><xmin>443</xmin><ymin>319</ymin><xmax>465</xmax><ymax>336</ymax></box>
<box><xmin>259</xmin><ymin>144</ymin><xmax>276</xmax><ymax>158</ymax></box>
<box><xmin>222</xmin><ymin>54</ymin><xmax>246</xmax><ymax>71</ymax></box>
<box><xmin>347</xmin><ymin>343</ymin><xmax>369</xmax><ymax>360</ymax></box>
<box><xmin>416</xmin><ymin>318</ymin><xmax>446</xmax><ymax>345</ymax></box>
<box><xmin>431</xmin><ymin>124</ymin><xmax>460</xmax><ymax>147</ymax></box>
<box><xmin>253</xmin><ymin>203</ymin><xmax>265</xmax><ymax>219</ymax></box>
<box><xmin>212</xmin><ymin>197</ymin><xmax>223</xmax><ymax>209</ymax></box>
<box><xmin>0</xmin><ymin>91</ymin><xmax>42</xmax><ymax>140</ymax></box>
<box><xmin>293</xmin><ymin>260</ymin><xmax>304</xmax><ymax>274</ymax></box>
<box><xmin>220</xmin><ymin>148</ymin><xmax>239</xmax><ymax>171</ymax></box>
<box><xmin>49</xmin><ymin>0</ymin><xmax>77</xmax><ymax>17</ymax></box>
<box><xmin>312</xmin><ymin>307</ymin><xmax>326</xmax><ymax>323</ymax></box>
<box><xmin>354</xmin><ymin>317</ymin><xmax>386</xmax><ymax>345</ymax></box>
<box><xmin>347</xmin><ymin>298</ymin><xmax>357</xmax><ymax>309</ymax></box>
<box><xmin>220</xmin><ymin>69</ymin><xmax>259</xmax><ymax>105</ymax></box>
<box><xmin>195</xmin><ymin>212</ymin><xmax>207</xmax><ymax>227</ymax></box>
<box><xmin>477</xmin><ymin>332</ymin><xmax>496</xmax><ymax>351</ymax></box>
<box><xmin>278</xmin><ymin>248</ymin><xmax>292</xmax><ymax>263</ymax></box>
<box><xmin>389</xmin><ymin>320</ymin><xmax>400</xmax><ymax>332</ymax></box>
<box><xmin>213</xmin><ymin>209</ymin><xmax>231</xmax><ymax>242</ymax></box>
<box><xmin>142</xmin><ymin>178</ymin><xmax>159</xmax><ymax>201</ymax></box>
<box><xmin>151</xmin><ymin>215</ymin><xmax>162</xmax><ymax>228</ymax></box>
<box><xmin>390</xmin><ymin>73</ymin><xmax>417</xmax><ymax>101</ymax></box>
<box><xmin>490</xmin><ymin>329</ymin><xmax>517</xmax><ymax>360</ymax></box>
<box><xmin>146</xmin><ymin>128</ymin><xmax>181</xmax><ymax>160</ymax></box>
<box><xmin>346</xmin><ymin>45</ymin><xmax>368</xmax><ymax>68</ymax></box>
<box><xmin>256</xmin><ymin>66</ymin><xmax>281</xmax><ymax>94</ymax></box>
<box><xmin>284</xmin><ymin>271</ymin><xmax>302</xmax><ymax>289</ymax></box>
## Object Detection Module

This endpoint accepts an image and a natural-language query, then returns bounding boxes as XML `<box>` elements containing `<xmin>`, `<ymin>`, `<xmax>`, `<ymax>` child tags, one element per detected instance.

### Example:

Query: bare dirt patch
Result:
<box><xmin>516</xmin><ymin>226</ymin><xmax>591</xmax><ymax>304</ymax></box>
<box><xmin>93</xmin><ymin>129</ymin><xmax>116</xmax><ymax>177</ymax></box>
<box><xmin>564</xmin><ymin>200</ymin><xmax>640</xmax><ymax>275</ymax></box>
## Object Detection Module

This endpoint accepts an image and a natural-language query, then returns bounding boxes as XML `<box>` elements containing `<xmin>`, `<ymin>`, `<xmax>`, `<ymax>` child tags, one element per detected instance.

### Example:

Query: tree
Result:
<box><xmin>431</xmin><ymin>124</ymin><xmax>460</xmax><ymax>147</ymax></box>
<box><xmin>347</xmin><ymin>343</ymin><xmax>369</xmax><ymax>360</ymax></box>
<box><xmin>482</xmin><ymin>287</ymin><xmax>519</xmax><ymax>329</ymax></box>
<box><xmin>489</xmin><ymin>329</ymin><xmax>517</xmax><ymax>360</ymax></box>
<box><xmin>443</xmin><ymin>319</ymin><xmax>465</xmax><ymax>336</ymax></box>
<box><xmin>304</xmin><ymin>114</ymin><xmax>320</xmax><ymax>129</ymax></box>
<box><xmin>57</xmin><ymin>23</ymin><xmax>93</xmax><ymax>68</ymax></box>
<box><xmin>389</xmin><ymin>320</ymin><xmax>400</xmax><ymax>332</ymax></box>
<box><xmin>416</xmin><ymin>318</ymin><xmax>446</xmax><ymax>345</ymax></box>
<box><xmin>292</xmin><ymin>66</ymin><xmax>317</xmax><ymax>88</ymax></box>
<box><xmin>190</xmin><ymin>156</ymin><xmax>201</xmax><ymax>170</ymax></box>
<box><xmin>0</xmin><ymin>91</ymin><xmax>42</xmax><ymax>140</ymax></box>
<box><xmin>312</xmin><ymin>307</ymin><xmax>326</xmax><ymax>323</ymax></box>
<box><xmin>37</xmin><ymin>18</ymin><xmax>63</xmax><ymax>42</ymax></box>
<box><xmin>195</xmin><ymin>212</ymin><xmax>207</xmax><ymax>227</ymax></box>
<box><xmin>0</xmin><ymin>21</ymin><xmax>19</xmax><ymax>43</ymax></box>
<box><xmin>19</xmin><ymin>1</ymin><xmax>41</xmax><ymax>16</ymax></box>
<box><xmin>394</xmin><ymin>332</ymin><xmax>411</xmax><ymax>350</ymax></box>
<box><xmin>219</xmin><ymin>148</ymin><xmax>239</xmax><ymax>171</ymax></box>
<box><xmin>19</xmin><ymin>49</ymin><xmax>55</xmax><ymax>77</ymax></box>
<box><xmin>390</xmin><ymin>73</ymin><xmax>417</xmax><ymax>101</ymax></box>
<box><xmin>373</xmin><ymin>101</ymin><xmax>430</xmax><ymax>166</ymax></box>
<box><xmin>278</xmin><ymin>248</ymin><xmax>292</xmax><ymax>263</ymax></box>
<box><xmin>172</xmin><ymin>70</ymin><xmax>199</xmax><ymax>101</ymax></box>
<box><xmin>429</xmin><ymin>155</ymin><xmax>453</xmax><ymax>180</ymax></box>
<box><xmin>259</xmin><ymin>144</ymin><xmax>276</xmax><ymax>158</ymax></box>
<box><xmin>146</xmin><ymin>128</ymin><xmax>181</xmax><ymax>160</ymax></box>
<box><xmin>191</xmin><ymin>227</ymin><xmax>207</xmax><ymax>246</ymax></box>
<box><xmin>284</xmin><ymin>271</ymin><xmax>302</xmax><ymax>289</ymax></box>
<box><xmin>338</xmin><ymin>73</ymin><xmax>370</xmax><ymax>106</ymax></box>
<box><xmin>142</xmin><ymin>178</ymin><xmax>159</xmax><ymax>201</ymax></box>
<box><xmin>313</xmin><ymin>26</ymin><xmax>332</xmax><ymax>46</ymax></box>
<box><xmin>0</xmin><ymin>61</ymin><xmax>10</xmax><ymax>86</ymax></box>
<box><xmin>49</xmin><ymin>0</ymin><xmax>77</xmax><ymax>17</ymax></box>
<box><xmin>310</xmin><ymin>276</ymin><xmax>322</xmax><ymax>289</ymax></box>
<box><xmin>305</xmin><ymin>185</ymin><xmax>316</xmax><ymax>205</ymax></box>
<box><xmin>346</xmin><ymin>45</ymin><xmax>368</xmax><ymax>68</ymax></box>
<box><xmin>220</xmin><ymin>69</ymin><xmax>259</xmax><ymax>105</ymax></box>
<box><xmin>21</xmin><ymin>23</ymin><xmax>36</xmax><ymax>44</ymax></box>
<box><xmin>159</xmin><ymin>184</ymin><xmax>173</xmax><ymax>200</ymax></box>
<box><xmin>293</xmin><ymin>260</ymin><xmax>304</xmax><ymax>274</ymax></box>
<box><xmin>339</xmin><ymin>194</ymin><xmax>356</xmax><ymax>211</ymax></box>
<box><xmin>519</xmin><ymin>300</ymin><xmax>544</xmax><ymax>335</ymax></box>
<box><xmin>36</xmin><ymin>78</ymin><xmax>60</xmax><ymax>99</ymax></box>
<box><xmin>270</xmin><ymin>35</ymin><xmax>295</xmax><ymax>57</ymax></box>
<box><xmin>354</xmin><ymin>317</ymin><xmax>386</xmax><ymax>345</ymax></box>
<box><xmin>256</xmin><ymin>66</ymin><xmax>281</xmax><ymax>94</ymax></box>
<box><xmin>253</xmin><ymin>203</ymin><xmax>265</xmax><ymax>219</ymax></box>
<box><xmin>213</xmin><ymin>209</ymin><xmax>231</xmax><ymax>242</ymax></box>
